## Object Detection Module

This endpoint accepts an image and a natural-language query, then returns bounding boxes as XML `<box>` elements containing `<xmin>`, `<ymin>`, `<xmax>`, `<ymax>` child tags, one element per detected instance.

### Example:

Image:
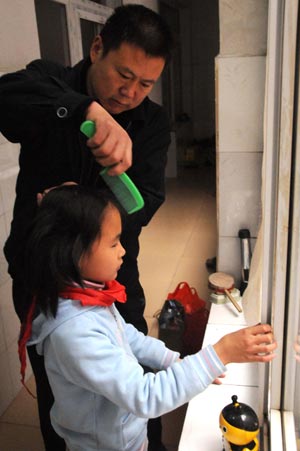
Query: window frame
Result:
<box><xmin>49</xmin><ymin>0</ymin><xmax>114</xmax><ymax>64</ymax></box>
<box><xmin>262</xmin><ymin>1</ymin><xmax>300</xmax><ymax>449</ymax></box>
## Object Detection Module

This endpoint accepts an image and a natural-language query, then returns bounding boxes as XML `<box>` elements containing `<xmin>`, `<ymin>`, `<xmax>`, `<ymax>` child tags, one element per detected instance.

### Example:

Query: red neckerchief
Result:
<box><xmin>59</xmin><ymin>280</ymin><xmax>127</xmax><ymax>306</ymax></box>
<box><xmin>18</xmin><ymin>280</ymin><xmax>126</xmax><ymax>396</ymax></box>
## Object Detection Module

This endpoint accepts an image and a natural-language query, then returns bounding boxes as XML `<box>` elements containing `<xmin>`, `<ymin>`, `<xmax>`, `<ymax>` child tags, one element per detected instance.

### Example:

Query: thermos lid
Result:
<box><xmin>238</xmin><ymin>229</ymin><xmax>251</xmax><ymax>239</ymax></box>
<box><xmin>221</xmin><ymin>395</ymin><xmax>259</xmax><ymax>431</ymax></box>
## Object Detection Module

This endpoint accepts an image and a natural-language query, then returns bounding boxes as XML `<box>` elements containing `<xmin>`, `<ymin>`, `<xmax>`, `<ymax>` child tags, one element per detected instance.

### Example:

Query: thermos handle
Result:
<box><xmin>238</xmin><ymin>229</ymin><xmax>252</xmax><ymax>294</ymax></box>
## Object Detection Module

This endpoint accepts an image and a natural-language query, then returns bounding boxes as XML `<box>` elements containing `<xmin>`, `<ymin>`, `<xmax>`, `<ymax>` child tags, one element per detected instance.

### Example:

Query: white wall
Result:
<box><xmin>216</xmin><ymin>0</ymin><xmax>268</xmax><ymax>284</ymax></box>
<box><xmin>0</xmin><ymin>0</ymin><xmax>40</xmax><ymax>415</ymax></box>
<box><xmin>0</xmin><ymin>0</ymin><xmax>40</xmax><ymax>72</ymax></box>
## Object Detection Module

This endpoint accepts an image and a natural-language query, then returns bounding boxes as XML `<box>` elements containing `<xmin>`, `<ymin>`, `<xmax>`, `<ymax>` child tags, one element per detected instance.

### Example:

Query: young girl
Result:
<box><xmin>21</xmin><ymin>185</ymin><xmax>277</xmax><ymax>451</ymax></box>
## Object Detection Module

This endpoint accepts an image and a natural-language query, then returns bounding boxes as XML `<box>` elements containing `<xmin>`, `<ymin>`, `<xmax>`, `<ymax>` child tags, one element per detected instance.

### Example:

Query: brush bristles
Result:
<box><xmin>101</xmin><ymin>172</ymin><xmax>144</xmax><ymax>214</ymax></box>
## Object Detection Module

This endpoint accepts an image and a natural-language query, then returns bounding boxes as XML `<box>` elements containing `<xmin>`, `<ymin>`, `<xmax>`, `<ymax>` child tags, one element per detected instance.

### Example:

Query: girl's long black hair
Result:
<box><xmin>25</xmin><ymin>185</ymin><xmax>121</xmax><ymax>317</ymax></box>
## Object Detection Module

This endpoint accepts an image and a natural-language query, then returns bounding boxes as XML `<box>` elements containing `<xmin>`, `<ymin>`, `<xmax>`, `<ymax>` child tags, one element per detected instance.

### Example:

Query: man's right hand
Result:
<box><xmin>85</xmin><ymin>101</ymin><xmax>132</xmax><ymax>175</ymax></box>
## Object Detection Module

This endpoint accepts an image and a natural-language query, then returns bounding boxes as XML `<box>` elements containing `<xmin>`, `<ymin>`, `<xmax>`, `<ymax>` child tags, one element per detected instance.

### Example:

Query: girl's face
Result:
<box><xmin>79</xmin><ymin>205</ymin><xmax>125</xmax><ymax>283</ymax></box>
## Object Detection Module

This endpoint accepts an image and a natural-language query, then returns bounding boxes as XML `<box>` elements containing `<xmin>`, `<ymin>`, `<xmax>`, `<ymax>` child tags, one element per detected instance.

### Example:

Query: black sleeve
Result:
<box><xmin>125</xmin><ymin>104</ymin><xmax>171</xmax><ymax>230</ymax></box>
<box><xmin>0</xmin><ymin>59</ymin><xmax>93</xmax><ymax>143</ymax></box>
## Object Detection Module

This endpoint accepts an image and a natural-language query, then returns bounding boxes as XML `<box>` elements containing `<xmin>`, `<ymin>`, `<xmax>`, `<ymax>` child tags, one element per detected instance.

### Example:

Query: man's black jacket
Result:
<box><xmin>0</xmin><ymin>58</ymin><xmax>170</xmax><ymax>278</ymax></box>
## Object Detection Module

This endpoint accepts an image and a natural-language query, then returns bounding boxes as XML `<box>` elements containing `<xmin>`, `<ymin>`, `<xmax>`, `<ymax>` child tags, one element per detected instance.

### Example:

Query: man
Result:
<box><xmin>0</xmin><ymin>4</ymin><xmax>173</xmax><ymax>450</ymax></box>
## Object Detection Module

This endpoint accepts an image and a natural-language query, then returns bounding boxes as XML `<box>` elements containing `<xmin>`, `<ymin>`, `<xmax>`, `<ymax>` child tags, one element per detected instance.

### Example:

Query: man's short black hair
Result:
<box><xmin>100</xmin><ymin>4</ymin><xmax>173</xmax><ymax>63</ymax></box>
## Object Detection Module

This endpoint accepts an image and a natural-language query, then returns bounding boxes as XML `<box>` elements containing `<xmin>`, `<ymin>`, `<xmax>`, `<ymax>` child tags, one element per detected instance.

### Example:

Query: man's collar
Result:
<box><xmin>113</xmin><ymin>100</ymin><xmax>147</xmax><ymax>125</ymax></box>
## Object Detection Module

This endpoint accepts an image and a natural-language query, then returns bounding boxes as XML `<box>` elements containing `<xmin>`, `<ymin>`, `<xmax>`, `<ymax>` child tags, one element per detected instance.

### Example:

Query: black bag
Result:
<box><xmin>157</xmin><ymin>282</ymin><xmax>209</xmax><ymax>357</ymax></box>
<box><xmin>157</xmin><ymin>299</ymin><xmax>185</xmax><ymax>355</ymax></box>
<box><xmin>167</xmin><ymin>282</ymin><xmax>209</xmax><ymax>356</ymax></box>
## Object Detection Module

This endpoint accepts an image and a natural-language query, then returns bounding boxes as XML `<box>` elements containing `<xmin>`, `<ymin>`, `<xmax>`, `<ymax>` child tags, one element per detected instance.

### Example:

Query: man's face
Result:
<box><xmin>87</xmin><ymin>37</ymin><xmax>165</xmax><ymax>114</ymax></box>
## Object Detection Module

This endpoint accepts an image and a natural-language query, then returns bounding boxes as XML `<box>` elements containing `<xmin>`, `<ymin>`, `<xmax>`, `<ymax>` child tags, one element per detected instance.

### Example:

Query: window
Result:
<box><xmin>80</xmin><ymin>18</ymin><xmax>102</xmax><ymax>58</ymax></box>
<box><xmin>35</xmin><ymin>0</ymin><xmax>71</xmax><ymax>65</ymax></box>
<box><xmin>262</xmin><ymin>1</ymin><xmax>300</xmax><ymax>449</ymax></box>
<box><xmin>282</xmin><ymin>52</ymin><xmax>300</xmax><ymax>449</ymax></box>
<box><xmin>34</xmin><ymin>0</ymin><xmax>117</xmax><ymax>65</ymax></box>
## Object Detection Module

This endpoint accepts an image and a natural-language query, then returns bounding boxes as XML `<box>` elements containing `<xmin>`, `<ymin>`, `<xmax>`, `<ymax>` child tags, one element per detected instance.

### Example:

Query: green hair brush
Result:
<box><xmin>80</xmin><ymin>120</ymin><xmax>144</xmax><ymax>215</ymax></box>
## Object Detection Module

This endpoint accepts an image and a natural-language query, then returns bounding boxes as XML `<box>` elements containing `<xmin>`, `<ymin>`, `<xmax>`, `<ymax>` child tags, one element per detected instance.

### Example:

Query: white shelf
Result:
<box><xmin>179</xmin><ymin>302</ymin><xmax>259</xmax><ymax>450</ymax></box>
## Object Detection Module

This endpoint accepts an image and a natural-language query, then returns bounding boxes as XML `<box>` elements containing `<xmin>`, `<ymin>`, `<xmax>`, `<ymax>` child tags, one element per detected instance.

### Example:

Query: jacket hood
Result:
<box><xmin>28</xmin><ymin>298</ymin><xmax>95</xmax><ymax>355</ymax></box>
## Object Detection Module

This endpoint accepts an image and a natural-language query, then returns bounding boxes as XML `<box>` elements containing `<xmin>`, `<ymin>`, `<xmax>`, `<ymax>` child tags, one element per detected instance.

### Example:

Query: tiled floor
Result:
<box><xmin>0</xmin><ymin>162</ymin><xmax>217</xmax><ymax>451</ymax></box>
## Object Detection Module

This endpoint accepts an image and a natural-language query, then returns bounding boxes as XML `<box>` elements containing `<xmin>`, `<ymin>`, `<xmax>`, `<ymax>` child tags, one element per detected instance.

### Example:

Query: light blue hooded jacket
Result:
<box><xmin>28</xmin><ymin>298</ymin><xmax>226</xmax><ymax>451</ymax></box>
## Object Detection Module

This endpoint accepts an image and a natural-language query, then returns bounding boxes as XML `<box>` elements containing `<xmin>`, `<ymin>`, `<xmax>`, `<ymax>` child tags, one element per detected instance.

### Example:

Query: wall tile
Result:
<box><xmin>218</xmin><ymin>152</ymin><xmax>262</xmax><ymax>237</ymax></box>
<box><xmin>0</xmin><ymin>373</ymin><xmax>37</xmax><ymax>426</ymax></box>
<box><xmin>0</xmin><ymin>278</ymin><xmax>19</xmax><ymax>349</ymax></box>
<box><xmin>0</xmin><ymin>348</ymin><xmax>14</xmax><ymax>414</ymax></box>
<box><xmin>216</xmin><ymin>56</ymin><xmax>266</xmax><ymax>152</ymax></box>
<box><xmin>4</xmin><ymin>209</ymin><xmax>13</xmax><ymax>237</ymax></box>
<box><xmin>0</xmin><ymin>165</ymin><xmax>18</xmax><ymax>214</ymax></box>
<box><xmin>0</xmin><ymin>0</ymin><xmax>40</xmax><ymax>71</ymax></box>
<box><xmin>0</xmin><ymin>339</ymin><xmax>32</xmax><ymax>416</ymax></box>
<box><xmin>0</xmin><ymin>141</ymin><xmax>19</xmax><ymax>176</ymax></box>
<box><xmin>8</xmin><ymin>338</ymin><xmax>32</xmax><ymax>397</ymax></box>
<box><xmin>0</xmin><ymin>311</ymin><xmax>5</xmax><ymax>354</ymax></box>
<box><xmin>219</xmin><ymin>0</ymin><xmax>268</xmax><ymax>56</ymax></box>
<box><xmin>0</xmin><ymin>133</ymin><xmax>7</xmax><ymax>146</ymax></box>
<box><xmin>217</xmin><ymin>236</ymin><xmax>243</xmax><ymax>285</ymax></box>
<box><xmin>0</xmin><ymin>276</ymin><xmax>13</xmax><ymax>308</ymax></box>
<box><xmin>0</xmin><ymin>186</ymin><xmax>4</xmax><ymax>216</ymax></box>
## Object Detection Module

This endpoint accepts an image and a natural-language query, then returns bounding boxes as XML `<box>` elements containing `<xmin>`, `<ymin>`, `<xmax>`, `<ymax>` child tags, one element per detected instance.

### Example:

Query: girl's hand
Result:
<box><xmin>213</xmin><ymin>323</ymin><xmax>277</xmax><ymax>365</ymax></box>
<box><xmin>213</xmin><ymin>373</ymin><xmax>226</xmax><ymax>385</ymax></box>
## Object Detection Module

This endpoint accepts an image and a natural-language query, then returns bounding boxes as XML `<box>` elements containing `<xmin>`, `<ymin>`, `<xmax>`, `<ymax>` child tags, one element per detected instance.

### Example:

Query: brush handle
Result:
<box><xmin>224</xmin><ymin>289</ymin><xmax>242</xmax><ymax>313</ymax></box>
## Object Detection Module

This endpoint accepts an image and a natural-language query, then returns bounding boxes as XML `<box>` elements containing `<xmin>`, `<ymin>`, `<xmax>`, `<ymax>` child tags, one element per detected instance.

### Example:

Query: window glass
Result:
<box><xmin>80</xmin><ymin>19</ymin><xmax>102</xmax><ymax>58</ymax></box>
<box><xmin>89</xmin><ymin>0</ymin><xmax>121</xmax><ymax>5</ymax></box>
<box><xmin>35</xmin><ymin>0</ymin><xmax>113</xmax><ymax>64</ymax></box>
<box><xmin>295</xmin><ymin>330</ymin><xmax>300</xmax><ymax>449</ymax></box>
<box><xmin>35</xmin><ymin>0</ymin><xmax>71</xmax><ymax>66</ymax></box>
